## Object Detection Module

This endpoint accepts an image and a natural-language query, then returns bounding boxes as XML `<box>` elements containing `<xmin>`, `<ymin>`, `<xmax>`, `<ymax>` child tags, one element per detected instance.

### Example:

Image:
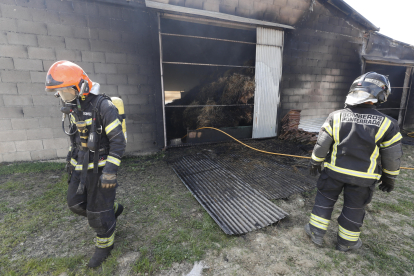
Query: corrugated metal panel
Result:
<box><xmin>170</xmin><ymin>154</ymin><xmax>288</xmax><ymax>235</ymax></box>
<box><xmin>298</xmin><ymin>117</ymin><xmax>326</xmax><ymax>133</ymax></box>
<box><xmin>253</xmin><ymin>27</ymin><xmax>284</xmax><ymax>138</ymax></box>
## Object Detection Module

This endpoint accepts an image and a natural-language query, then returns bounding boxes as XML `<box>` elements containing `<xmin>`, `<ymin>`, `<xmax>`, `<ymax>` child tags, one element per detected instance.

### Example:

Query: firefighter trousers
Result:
<box><xmin>309</xmin><ymin>170</ymin><xmax>375</xmax><ymax>246</ymax></box>
<box><xmin>67</xmin><ymin>168</ymin><xmax>117</xmax><ymax>248</ymax></box>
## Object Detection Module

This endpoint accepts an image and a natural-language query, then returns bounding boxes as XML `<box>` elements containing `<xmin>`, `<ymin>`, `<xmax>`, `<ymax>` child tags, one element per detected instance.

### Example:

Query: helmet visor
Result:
<box><xmin>46</xmin><ymin>86</ymin><xmax>78</xmax><ymax>103</ymax></box>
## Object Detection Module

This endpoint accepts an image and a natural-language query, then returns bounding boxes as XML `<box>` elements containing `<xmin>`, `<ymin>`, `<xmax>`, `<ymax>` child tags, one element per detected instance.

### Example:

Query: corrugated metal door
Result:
<box><xmin>253</xmin><ymin>27</ymin><xmax>284</xmax><ymax>138</ymax></box>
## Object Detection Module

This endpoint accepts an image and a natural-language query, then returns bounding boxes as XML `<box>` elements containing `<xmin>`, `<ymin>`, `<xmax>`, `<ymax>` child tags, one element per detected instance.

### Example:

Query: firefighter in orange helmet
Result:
<box><xmin>45</xmin><ymin>61</ymin><xmax>126</xmax><ymax>267</ymax></box>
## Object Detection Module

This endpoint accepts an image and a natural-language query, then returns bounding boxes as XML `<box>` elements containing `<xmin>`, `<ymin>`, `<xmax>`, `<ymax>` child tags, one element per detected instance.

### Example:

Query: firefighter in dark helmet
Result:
<box><xmin>305</xmin><ymin>72</ymin><xmax>403</xmax><ymax>251</ymax></box>
<box><xmin>45</xmin><ymin>61</ymin><xmax>126</xmax><ymax>267</ymax></box>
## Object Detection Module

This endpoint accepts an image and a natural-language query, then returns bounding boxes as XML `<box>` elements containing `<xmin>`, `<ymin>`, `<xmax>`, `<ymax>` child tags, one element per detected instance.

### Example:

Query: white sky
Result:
<box><xmin>344</xmin><ymin>0</ymin><xmax>414</xmax><ymax>45</ymax></box>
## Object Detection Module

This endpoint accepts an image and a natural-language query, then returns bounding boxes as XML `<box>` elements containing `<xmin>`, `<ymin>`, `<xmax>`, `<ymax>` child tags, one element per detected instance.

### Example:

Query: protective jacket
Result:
<box><xmin>66</xmin><ymin>94</ymin><xmax>126</xmax><ymax>174</ymax></box>
<box><xmin>311</xmin><ymin>104</ymin><xmax>403</xmax><ymax>187</ymax></box>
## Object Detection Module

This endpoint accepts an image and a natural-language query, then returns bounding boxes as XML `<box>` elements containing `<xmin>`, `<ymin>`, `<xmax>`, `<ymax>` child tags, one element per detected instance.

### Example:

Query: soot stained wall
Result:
<box><xmin>0</xmin><ymin>0</ymin><xmax>162</xmax><ymax>162</ymax></box>
<box><xmin>280</xmin><ymin>1</ymin><xmax>366</xmax><ymax>120</ymax></box>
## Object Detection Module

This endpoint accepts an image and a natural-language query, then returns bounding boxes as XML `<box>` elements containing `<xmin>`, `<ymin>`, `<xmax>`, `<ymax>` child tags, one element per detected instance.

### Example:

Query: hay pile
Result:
<box><xmin>166</xmin><ymin>68</ymin><xmax>255</xmax><ymax>139</ymax></box>
<box><xmin>279</xmin><ymin>110</ymin><xmax>318</xmax><ymax>143</ymax></box>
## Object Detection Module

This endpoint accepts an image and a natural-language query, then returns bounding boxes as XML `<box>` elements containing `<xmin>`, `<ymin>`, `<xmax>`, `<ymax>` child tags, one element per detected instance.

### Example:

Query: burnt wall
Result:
<box><xmin>365</xmin><ymin>33</ymin><xmax>414</xmax><ymax>61</ymax></box>
<box><xmin>0</xmin><ymin>0</ymin><xmax>163</xmax><ymax>162</ymax></box>
<box><xmin>280</xmin><ymin>0</ymin><xmax>366</xmax><ymax>119</ymax></box>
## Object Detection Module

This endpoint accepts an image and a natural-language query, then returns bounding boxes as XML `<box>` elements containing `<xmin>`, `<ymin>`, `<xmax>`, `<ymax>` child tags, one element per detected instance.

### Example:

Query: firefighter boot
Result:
<box><xmin>336</xmin><ymin>235</ymin><xmax>362</xmax><ymax>252</ymax></box>
<box><xmin>114</xmin><ymin>203</ymin><xmax>123</xmax><ymax>219</ymax></box>
<box><xmin>304</xmin><ymin>223</ymin><xmax>324</xmax><ymax>246</ymax></box>
<box><xmin>87</xmin><ymin>245</ymin><xmax>114</xmax><ymax>268</ymax></box>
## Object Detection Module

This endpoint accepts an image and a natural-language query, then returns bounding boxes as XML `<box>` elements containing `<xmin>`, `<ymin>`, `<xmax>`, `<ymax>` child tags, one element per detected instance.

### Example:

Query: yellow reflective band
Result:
<box><xmin>383</xmin><ymin>168</ymin><xmax>400</xmax><ymax>176</ymax></box>
<box><xmin>331</xmin><ymin>113</ymin><xmax>341</xmax><ymax>166</ymax></box>
<box><xmin>70</xmin><ymin>158</ymin><xmax>77</xmax><ymax>166</ymax></box>
<box><xmin>96</xmin><ymin>231</ymin><xmax>115</xmax><ymax>248</ymax></box>
<box><xmin>311</xmin><ymin>214</ymin><xmax>330</xmax><ymax>224</ymax></box>
<box><xmin>312</xmin><ymin>153</ymin><xmax>325</xmax><ymax>162</ymax></box>
<box><xmin>85</xmin><ymin>118</ymin><xmax>92</xmax><ymax>126</ymax></box>
<box><xmin>105</xmin><ymin>119</ymin><xmax>121</xmax><ymax>135</ymax></box>
<box><xmin>322</xmin><ymin>122</ymin><xmax>333</xmax><ymax>136</ymax></box>
<box><xmin>367</xmin><ymin>146</ymin><xmax>379</xmax><ymax>174</ymax></box>
<box><xmin>324</xmin><ymin>163</ymin><xmax>381</xmax><ymax>180</ymax></box>
<box><xmin>380</xmin><ymin>132</ymin><xmax>402</xmax><ymax>148</ymax></box>
<box><xmin>114</xmin><ymin>202</ymin><xmax>119</xmax><ymax>214</ymax></box>
<box><xmin>375</xmin><ymin>118</ymin><xmax>391</xmax><ymax>143</ymax></box>
<box><xmin>70</xmin><ymin>114</ymin><xmax>76</xmax><ymax>124</ymax></box>
<box><xmin>69</xmin><ymin>146</ymin><xmax>72</xmax><ymax>151</ymax></box>
<box><xmin>107</xmin><ymin>156</ymin><xmax>121</xmax><ymax>166</ymax></box>
<box><xmin>338</xmin><ymin>225</ymin><xmax>360</xmax><ymax>241</ymax></box>
<box><xmin>310</xmin><ymin>220</ymin><xmax>328</xmax><ymax>231</ymax></box>
<box><xmin>75</xmin><ymin>160</ymin><xmax>107</xmax><ymax>171</ymax></box>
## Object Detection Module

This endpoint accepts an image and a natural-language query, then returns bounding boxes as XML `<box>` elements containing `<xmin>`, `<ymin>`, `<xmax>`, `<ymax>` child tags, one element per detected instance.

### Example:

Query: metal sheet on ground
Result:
<box><xmin>170</xmin><ymin>153</ymin><xmax>288</xmax><ymax>235</ymax></box>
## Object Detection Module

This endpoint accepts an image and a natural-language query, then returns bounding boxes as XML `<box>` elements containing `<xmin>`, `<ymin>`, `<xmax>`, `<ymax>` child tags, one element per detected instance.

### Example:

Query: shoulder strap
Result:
<box><xmin>92</xmin><ymin>94</ymin><xmax>111</xmax><ymax>173</ymax></box>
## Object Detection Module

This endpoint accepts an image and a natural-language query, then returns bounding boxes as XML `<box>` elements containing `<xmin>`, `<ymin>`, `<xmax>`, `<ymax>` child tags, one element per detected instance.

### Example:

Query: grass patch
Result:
<box><xmin>0</xmin><ymin>162</ymin><xmax>65</xmax><ymax>176</ymax></box>
<box><xmin>372</xmin><ymin>199</ymin><xmax>414</xmax><ymax>216</ymax></box>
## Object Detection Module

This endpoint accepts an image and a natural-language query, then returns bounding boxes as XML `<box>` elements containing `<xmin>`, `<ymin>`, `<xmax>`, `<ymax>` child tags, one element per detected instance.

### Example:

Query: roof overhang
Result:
<box><xmin>145</xmin><ymin>0</ymin><xmax>294</xmax><ymax>30</ymax></box>
<box><xmin>325</xmin><ymin>0</ymin><xmax>379</xmax><ymax>31</ymax></box>
<box><xmin>363</xmin><ymin>55</ymin><xmax>414</xmax><ymax>67</ymax></box>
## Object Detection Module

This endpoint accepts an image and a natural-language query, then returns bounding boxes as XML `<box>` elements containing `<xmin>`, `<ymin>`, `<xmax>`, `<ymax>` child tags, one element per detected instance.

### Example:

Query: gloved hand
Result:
<box><xmin>65</xmin><ymin>161</ymin><xmax>72</xmax><ymax>174</ymax></box>
<box><xmin>100</xmin><ymin>173</ymin><xmax>117</xmax><ymax>188</ymax></box>
<box><xmin>378</xmin><ymin>176</ymin><xmax>395</xmax><ymax>193</ymax></box>
<box><xmin>309</xmin><ymin>161</ymin><xmax>322</xmax><ymax>176</ymax></box>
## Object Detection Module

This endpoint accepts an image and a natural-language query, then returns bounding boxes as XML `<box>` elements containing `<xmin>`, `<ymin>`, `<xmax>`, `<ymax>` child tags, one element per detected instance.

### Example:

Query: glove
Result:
<box><xmin>378</xmin><ymin>176</ymin><xmax>395</xmax><ymax>193</ymax></box>
<box><xmin>100</xmin><ymin>173</ymin><xmax>117</xmax><ymax>188</ymax></box>
<box><xmin>65</xmin><ymin>161</ymin><xmax>72</xmax><ymax>174</ymax></box>
<box><xmin>309</xmin><ymin>161</ymin><xmax>322</xmax><ymax>176</ymax></box>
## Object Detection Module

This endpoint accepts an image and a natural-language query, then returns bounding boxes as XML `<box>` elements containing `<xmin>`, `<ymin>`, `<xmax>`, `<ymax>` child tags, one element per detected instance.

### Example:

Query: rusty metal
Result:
<box><xmin>170</xmin><ymin>153</ymin><xmax>288</xmax><ymax>235</ymax></box>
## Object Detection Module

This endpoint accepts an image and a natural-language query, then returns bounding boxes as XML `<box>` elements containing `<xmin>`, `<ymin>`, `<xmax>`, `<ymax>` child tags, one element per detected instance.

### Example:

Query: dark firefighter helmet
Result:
<box><xmin>345</xmin><ymin>72</ymin><xmax>391</xmax><ymax>106</ymax></box>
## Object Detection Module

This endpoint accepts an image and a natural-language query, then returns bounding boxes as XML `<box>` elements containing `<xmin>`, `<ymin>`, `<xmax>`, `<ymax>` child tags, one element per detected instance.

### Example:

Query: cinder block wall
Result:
<box><xmin>0</xmin><ymin>0</ymin><xmax>163</xmax><ymax>162</ymax></box>
<box><xmin>280</xmin><ymin>1</ymin><xmax>366</xmax><ymax>120</ymax></box>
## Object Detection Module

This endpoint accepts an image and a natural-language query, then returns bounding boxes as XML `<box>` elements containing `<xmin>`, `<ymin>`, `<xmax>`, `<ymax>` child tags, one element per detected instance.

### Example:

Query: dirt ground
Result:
<box><xmin>1</xmin><ymin>139</ymin><xmax>414</xmax><ymax>275</ymax></box>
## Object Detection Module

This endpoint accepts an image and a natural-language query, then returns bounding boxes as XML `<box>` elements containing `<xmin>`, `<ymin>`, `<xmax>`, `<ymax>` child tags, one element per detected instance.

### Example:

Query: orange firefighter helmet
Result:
<box><xmin>45</xmin><ymin>60</ymin><xmax>92</xmax><ymax>102</ymax></box>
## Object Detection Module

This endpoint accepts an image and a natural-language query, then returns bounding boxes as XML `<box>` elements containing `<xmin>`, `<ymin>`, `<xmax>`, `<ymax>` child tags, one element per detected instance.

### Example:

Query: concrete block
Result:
<box><xmin>3</xmin><ymin>95</ymin><xmax>33</xmax><ymax>106</ymax></box>
<box><xmin>32</xmin><ymin>95</ymin><xmax>59</xmax><ymax>106</ymax></box>
<box><xmin>88</xmin><ymin>73</ymin><xmax>106</xmax><ymax>84</ymax></box>
<box><xmin>0</xmin><ymin>57</ymin><xmax>14</xmax><ymax>70</ymax></box>
<box><xmin>45</xmin><ymin>0</ymin><xmax>74</xmax><ymax>11</ymax></box>
<box><xmin>106</xmin><ymin>74</ymin><xmax>127</xmax><ymax>85</ymax></box>
<box><xmin>30</xmin><ymin>71</ymin><xmax>46</xmax><ymax>83</ymax></box>
<box><xmin>0</xmin><ymin>18</ymin><xmax>17</xmax><ymax>32</ymax></box>
<box><xmin>26</xmin><ymin>128</ymin><xmax>54</xmax><ymax>140</ymax></box>
<box><xmin>47</xmin><ymin>23</ymin><xmax>74</xmax><ymax>38</ymax></box>
<box><xmin>31</xmin><ymin>149</ymin><xmax>57</xmax><ymax>160</ymax></box>
<box><xmin>15</xmin><ymin>0</ymin><xmax>46</xmax><ymax>9</ymax></box>
<box><xmin>0</xmin><ymin>129</ymin><xmax>27</xmax><ymax>142</ymax></box>
<box><xmin>105</xmin><ymin>52</ymin><xmax>127</xmax><ymax>64</ymax></box>
<box><xmin>75</xmin><ymin>62</ymin><xmax>94</xmax><ymax>74</ymax></box>
<box><xmin>11</xmin><ymin>118</ymin><xmax>39</xmax><ymax>129</ymax></box>
<box><xmin>118</xmin><ymin>85</ymin><xmax>139</xmax><ymax>95</ymax></box>
<box><xmin>0</xmin><ymin>4</ymin><xmax>32</xmax><ymax>20</ymax></box>
<box><xmin>82</xmin><ymin>51</ymin><xmax>105</xmax><ymax>63</ymax></box>
<box><xmin>28</xmin><ymin>47</ymin><xmax>56</xmax><ymax>61</ymax></box>
<box><xmin>59</xmin><ymin>12</ymin><xmax>87</xmax><ymax>27</ymax></box>
<box><xmin>87</xmin><ymin>15</ymin><xmax>110</xmax><ymax>29</ymax></box>
<box><xmin>7</xmin><ymin>32</ymin><xmax>37</xmax><ymax>46</ymax></box>
<box><xmin>17</xmin><ymin>20</ymin><xmax>47</xmax><ymax>35</ymax></box>
<box><xmin>56</xmin><ymin>147</ymin><xmax>68</xmax><ymax>158</ymax></box>
<box><xmin>38</xmin><ymin>117</ymin><xmax>63</xmax><ymax>129</ymax></box>
<box><xmin>0</xmin><ymin>45</ymin><xmax>28</xmax><ymax>58</ymax></box>
<box><xmin>0</xmin><ymin>119</ymin><xmax>12</xmax><ymax>130</ymax></box>
<box><xmin>140</xmin><ymin>84</ymin><xmax>153</xmax><ymax>95</ymax></box>
<box><xmin>32</xmin><ymin>9</ymin><xmax>60</xmax><ymax>24</ymax></box>
<box><xmin>52</xmin><ymin>126</ymin><xmax>69</xmax><ymax>138</ymax></box>
<box><xmin>65</xmin><ymin>37</ymin><xmax>90</xmax><ymax>51</ymax></box>
<box><xmin>73</xmin><ymin>28</ymin><xmax>99</xmax><ymax>40</ymax></box>
<box><xmin>0</xmin><ymin>31</ymin><xmax>7</xmax><ymax>44</ymax></box>
<box><xmin>128</xmin><ymin>74</ymin><xmax>147</xmax><ymax>85</ymax></box>
<box><xmin>37</xmin><ymin>35</ymin><xmax>65</xmax><ymax>48</ymax></box>
<box><xmin>1</xmin><ymin>70</ymin><xmax>31</xmax><ymax>83</ymax></box>
<box><xmin>126</xmin><ymin>95</ymin><xmax>147</xmax><ymax>105</ymax></box>
<box><xmin>56</xmin><ymin>49</ymin><xmax>82</xmax><ymax>62</ymax></box>
<box><xmin>42</xmin><ymin>137</ymin><xmax>69</xmax><ymax>149</ymax></box>
<box><xmin>185</xmin><ymin>0</ymin><xmax>203</xmax><ymax>9</ymax></box>
<box><xmin>109</xmin><ymin>18</ymin><xmax>129</xmax><ymax>33</ymax></box>
<box><xmin>0</xmin><ymin>107</ymin><xmax>23</xmax><ymax>118</ymax></box>
<box><xmin>100</xmin><ymin>84</ymin><xmax>117</xmax><ymax>95</ymax></box>
<box><xmin>72</xmin><ymin>1</ymin><xmax>99</xmax><ymax>16</ymax></box>
<box><xmin>2</xmin><ymin>151</ymin><xmax>31</xmax><ymax>162</ymax></box>
<box><xmin>17</xmin><ymin>83</ymin><xmax>46</xmax><ymax>95</ymax></box>
<box><xmin>23</xmin><ymin>105</ymin><xmax>57</xmax><ymax>118</ymax></box>
<box><xmin>98</xmin><ymin>29</ymin><xmax>122</xmax><ymax>42</ymax></box>
<box><xmin>116</xmin><ymin>64</ymin><xmax>139</xmax><ymax>74</ymax></box>
<box><xmin>94</xmin><ymin>63</ymin><xmax>117</xmax><ymax>74</ymax></box>
<box><xmin>13</xmin><ymin>58</ymin><xmax>44</xmax><ymax>71</ymax></box>
<box><xmin>203</xmin><ymin>1</ymin><xmax>219</xmax><ymax>11</ymax></box>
